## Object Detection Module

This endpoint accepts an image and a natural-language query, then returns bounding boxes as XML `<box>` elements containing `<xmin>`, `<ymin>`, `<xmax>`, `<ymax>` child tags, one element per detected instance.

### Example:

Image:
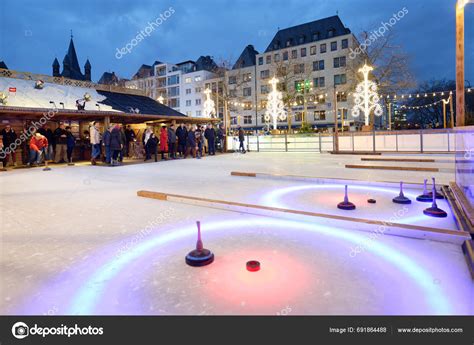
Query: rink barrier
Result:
<box><xmin>230</xmin><ymin>172</ymin><xmax>430</xmax><ymax>189</ymax></box>
<box><xmin>360</xmin><ymin>158</ymin><xmax>436</xmax><ymax>163</ymax></box>
<box><xmin>345</xmin><ymin>165</ymin><xmax>439</xmax><ymax>172</ymax></box>
<box><xmin>137</xmin><ymin>190</ymin><xmax>470</xmax><ymax>245</ymax></box>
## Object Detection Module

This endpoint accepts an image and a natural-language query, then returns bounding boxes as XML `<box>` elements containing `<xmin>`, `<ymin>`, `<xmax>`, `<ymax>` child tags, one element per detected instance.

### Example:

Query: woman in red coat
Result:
<box><xmin>160</xmin><ymin>126</ymin><xmax>168</xmax><ymax>160</ymax></box>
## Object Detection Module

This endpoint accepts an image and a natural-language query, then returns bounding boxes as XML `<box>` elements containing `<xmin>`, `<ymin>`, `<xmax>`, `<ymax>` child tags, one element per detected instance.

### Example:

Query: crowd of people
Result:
<box><xmin>0</xmin><ymin>121</ymin><xmax>243</xmax><ymax>169</ymax></box>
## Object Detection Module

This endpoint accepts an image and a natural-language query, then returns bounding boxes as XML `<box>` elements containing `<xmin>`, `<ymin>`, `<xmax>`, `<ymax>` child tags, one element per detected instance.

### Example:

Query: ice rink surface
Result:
<box><xmin>0</xmin><ymin>152</ymin><xmax>472</xmax><ymax>315</ymax></box>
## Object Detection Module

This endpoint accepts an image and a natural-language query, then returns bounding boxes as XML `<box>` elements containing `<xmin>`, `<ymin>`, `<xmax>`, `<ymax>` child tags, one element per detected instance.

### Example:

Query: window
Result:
<box><xmin>195</xmin><ymin>98</ymin><xmax>202</xmax><ymax>105</ymax></box>
<box><xmin>169</xmin><ymin>98</ymin><xmax>179</xmax><ymax>108</ymax></box>
<box><xmin>244</xmin><ymin>115</ymin><xmax>252</xmax><ymax>124</ymax></box>
<box><xmin>342</xmin><ymin>39</ymin><xmax>349</xmax><ymax>49</ymax></box>
<box><xmin>334</xmin><ymin>56</ymin><xmax>346</xmax><ymax>68</ymax></box>
<box><xmin>310</xmin><ymin>45</ymin><xmax>317</xmax><ymax>55</ymax></box>
<box><xmin>194</xmin><ymin>76</ymin><xmax>202</xmax><ymax>82</ymax></box>
<box><xmin>260</xmin><ymin>70</ymin><xmax>270</xmax><ymax>79</ymax></box>
<box><xmin>258</xmin><ymin>57</ymin><xmax>263</xmax><ymax>65</ymax></box>
<box><xmin>185</xmin><ymin>77</ymin><xmax>192</xmax><ymax>83</ymax></box>
<box><xmin>228</xmin><ymin>76</ymin><xmax>237</xmax><ymax>84</ymax></box>
<box><xmin>274</xmin><ymin>53</ymin><xmax>280</xmax><ymax>62</ymax></box>
<box><xmin>283</xmin><ymin>51</ymin><xmax>289</xmax><ymax>61</ymax></box>
<box><xmin>286</xmin><ymin>39</ymin><xmax>292</xmax><ymax>47</ymax></box>
<box><xmin>317</xmin><ymin>95</ymin><xmax>326</xmax><ymax>103</ymax></box>
<box><xmin>186</xmin><ymin>88</ymin><xmax>192</xmax><ymax>94</ymax></box>
<box><xmin>261</xmin><ymin>85</ymin><xmax>269</xmax><ymax>94</ymax></box>
<box><xmin>338</xmin><ymin>108</ymin><xmax>348</xmax><ymax>120</ymax></box>
<box><xmin>301</xmin><ymin>48</ymin><xmax>307</xmax><ymax>57</ymax></box>
<box><xmin>331</xmin><ymin>41</ymin><xmax>337</xmax><ymax>51</ymax></box>
<box><xmin>277</xmin><ymin>82</ymin><xmax>287</xmax><ymax>92</ymax></box>
<box><xmin>294</xmin><ymin>112</ymin><xmax>303</xmax><ymax>122</ymax></box>
<box><xmin>313</xmin><ymin>77</ymin><xmax>325</xmax><ymax>88</ymax></box>
<box><xmin>243</xmin><ymin>87</ymin><xmax>252</xmax><ymax>97</ymax></box>
<box><xmin>312</xmin><ymin>32</ymin><xmax>320</xmax><ymax>41</ymax></box>
<box><xmin>185</xmin><ymin>100</ymin><xmax>192</xmax><ymax>106</ymax></box>
<box><xmin>168</xmin><ymin>86</ymin><xmax>179</xmax><ymax>97</ymax></box>
<box><xmin>167</xmin><ymin>75</ymin><xmax>179</xmax><ymax>85</ymax></box>
<box><xmin>277</xmin><ymin>66</ymin><xmax>287</xmax><ymax>77</ymax></box>
<box><xmin>196</xmin><ymin>110</ymin><xmax>201</xmax><ymax>117</ymax></box>
<box><xmin>243</xmin><ymin>73</ymin><xmax>252</xmax><ymax>82</ymax></box>
<box><xmin>337</xmin><ymin>93</ymin><xmax>348</xmax><ymax>102</ymax></box>
<box><xmin>229</xmin><ymin>89</ymin><xmax>237</xmax><ymax>97</ymax></box>
<box><xmin>266</xmin><ymin>55</ymin><xmax>271</xmax><ymax>64</ymax></box>
<box><xmin>313</xmin><ymin>60</ymin><xmax>325</xmax><ymax>71</ymax></box>
<box><xmin>320</xmin><ymin>44</ymin><xmax>327</xmax><ymax>53</ymax></box>
<box><xmin>334</xmin><ymin>74</ymin><xmax>347</xmax><ymax>85</ymax></box>
<box><xmin>328</xmin><ymin>29</ymin><xmax>335</xmax><ymax>38</ymax></box>
<box><xmin>314</xmin><ymin>110</ymin><xmax>326</xmax><ymax>121</ymax></box>
<box><xmin>294</xmin><ymin>63</ymin><xmax>305</xmax><ymax>74</ymax></box>
<box><xmin>186</xmin><ymin>111</ymin><xmax>192</xmax><ymax>116</ymax></box>
<box><xmin>291</xmin><ymin>50</ymin><xmax>297</xmax><ymax>59</ymax></box>
<box><xmin>195</xmin><ymin>87</ymin><xmax>202</xmax><ymax>93</ymax></box>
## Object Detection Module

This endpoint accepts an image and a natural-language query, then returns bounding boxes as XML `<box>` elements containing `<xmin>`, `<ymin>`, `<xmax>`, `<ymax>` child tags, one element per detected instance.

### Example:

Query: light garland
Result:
<box><xmin>203</xmin><ymin>88</ymin><xmax>216</xmax><ymax>117</ymax></box>
<box><xmin>351</xmin><ymin>64</ymin><xmax>383</xmax><ymax>126</ymax></box>
<box><xmin>398</xmin><ymin>98</ymin><xmax>449</xmax><ymax>110</ymax></box>
<box><xmin>264</xmin><ymin>77</ymin><xmax>287</xmax><ymax>129</ymax></box>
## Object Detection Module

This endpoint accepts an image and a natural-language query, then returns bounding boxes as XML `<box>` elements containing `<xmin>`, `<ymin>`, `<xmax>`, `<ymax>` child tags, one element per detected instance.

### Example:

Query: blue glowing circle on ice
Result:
<box><xmin>68</xmin><ymin>217</ymin><xmax>452</xmax><ymax>315</ymax></box>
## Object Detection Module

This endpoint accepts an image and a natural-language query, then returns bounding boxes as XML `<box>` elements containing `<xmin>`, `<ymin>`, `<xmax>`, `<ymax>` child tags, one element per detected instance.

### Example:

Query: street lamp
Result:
<box><xmin>456</xmin><ymin>0</ymin><xmax>472</xmax><ymax>126</ymax></box>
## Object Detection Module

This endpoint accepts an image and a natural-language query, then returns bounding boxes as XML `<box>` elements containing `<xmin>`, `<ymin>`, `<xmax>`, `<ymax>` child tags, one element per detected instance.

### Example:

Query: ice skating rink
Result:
<box><xmin>0</xmin><ymin>152</ymin><xmax>472</xmax><ymax>315</ymax></box>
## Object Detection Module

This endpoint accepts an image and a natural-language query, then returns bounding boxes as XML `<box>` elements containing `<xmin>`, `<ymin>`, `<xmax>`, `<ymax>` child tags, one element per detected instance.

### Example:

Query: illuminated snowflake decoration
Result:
<box><xmin>264</xmin><ymin>77</ymin><xmax>287</xmax><ymax>129</ymax></box>
<box><xmin>351</xmin><ymin>64</ymin><xmax>383</xmax><ymax>126</ymax></box>
<box><xmin>203</xmin><ymin>88</ymin><xmax>216</xmax><ymax>118</ymax></box>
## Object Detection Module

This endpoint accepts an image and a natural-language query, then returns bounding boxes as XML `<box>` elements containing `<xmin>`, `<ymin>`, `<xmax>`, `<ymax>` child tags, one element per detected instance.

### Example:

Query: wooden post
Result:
<box><xmin>388</xmin><ymin>103</ymin><xmax>392</xmax><ymax>130</ymax></box>
<box><xmin>443</xmin><ymin>99</ymin><xmax>447</xmax><ymax>129</ymax></box>
<box><xmin>449</xmin><ymin>93</ymin><xmax>455</xmax><ymax>128</ymax></box>
<box><xmin>333</xmin><ymin>87</ymin><xmax>339</xmax><ymax>152</ymax></box>
<box><xmin>456</xmin><ymin>2</ymin><xmax>465</xmax><ymax>127</ymax></box>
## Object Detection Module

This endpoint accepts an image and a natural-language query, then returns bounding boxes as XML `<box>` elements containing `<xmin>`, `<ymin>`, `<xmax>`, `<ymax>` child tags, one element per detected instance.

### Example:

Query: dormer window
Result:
<box><xmin>298</xmin><ymin>35</ymin><xmax>305</xmax><ymax>44</ymax></box>
<box><xmin>312</xmin><ymin>32</ymin><xmax>320</xmax><ymax>41</ymax></box>
<box><xmin>327</xmin><ymin>29</ymin><xmax>336</xmax><ymax>38</ymax></box>
<box><xmin>286</xmin><ymin>39</ymin><xmax>292</xmax><ymax>47</ymax></box>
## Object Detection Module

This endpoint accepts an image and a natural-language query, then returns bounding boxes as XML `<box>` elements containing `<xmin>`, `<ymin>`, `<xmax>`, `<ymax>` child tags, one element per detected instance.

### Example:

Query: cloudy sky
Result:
<box><xmin>1</xmin><ymin>0</ymin><xmax>473</xmax><ymax>85</ymax></box>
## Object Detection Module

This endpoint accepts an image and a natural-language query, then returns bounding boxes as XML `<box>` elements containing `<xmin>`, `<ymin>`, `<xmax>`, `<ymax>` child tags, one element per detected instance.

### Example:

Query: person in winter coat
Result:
<box><xmin>175</xmin><ymin>123</ymin><xmax>187</xmax><ymax>157</ymax></box>
<box><xmin>145</xmin><ymin>133</ymin><xmax>158</xmax><ymax>161</ymax></box>
<box><xmin>53</xmin><ymin>122</ymin><xmax>68</xmax><ymax>163</ymax></box>
<box><xmin>89</xmin><ymin>121</ymin><xmax>102</xmax><ymax>165</ymax></box>
<box><xmin>160</xmin><ymin>126</ymin><xmax>168</xmax><ymax>160</ymax></box>
<box><xmin>124</xmin><ymin>125</ymin><xmax>136</xmax><ymax>157</ymax></box>
<box><xmin>142</xmin><ymin>127</ymin><xmax>153</xmax><ymax>161</ymax></box>
<box><xmin>167</xmin><ymin>124</ymin><xmax>177</xmax><ymax>159</ymax></box>
<box><xmin>118</xmin><ymin>124</ymin><xmax>127</xmax><ymax>162</ymax></box>
<box><xmin>204</xmin><ymin>124</ymin><xmax>216</xmax><ymax>156</ymax></box>
<box><xmin>238</xmin><ymin>126</ymin><xmax>246</xmax><ymax>153</ymax></box>
<box><xmin>103</xmin><ymin>124</ymin><xmax>113</xmax><ymax>164</ymax></box>
<box><xmin>110</xmin><ymin>125</ymin><xmax>124</xmax><ymax>166</ymax></box>
<box><xmin>186</xmin><ymin>125</ymin><xmax>196</xmax><ymax>158</ymax></box>
<box><xmin>0</xmin><ymin>124</ymin><xmax>18</xmax><ymax>166</ymax></box>
<box><xmin>217</xmin><ymin>124</ymin><xmax>225</xmax><ymax>153</ymax></box>
<box><xmin>195</xmin><ymin>125</ymin><xmax>203</xmax><ymax>159</ymax></box>
<box><xmin>28</xmin><ymin>132</ymin><xmax>49</xmax><ymax>166</ymax></box>
<box><xmin>65</xmin><ymin>126</ymin><xmax>75</xmax><ymax>163</ymax></box>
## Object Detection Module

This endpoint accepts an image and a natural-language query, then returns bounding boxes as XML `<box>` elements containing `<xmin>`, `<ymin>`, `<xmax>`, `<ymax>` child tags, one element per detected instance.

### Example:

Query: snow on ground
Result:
<box><xmin>0</xmin><ymin>152</ymin><xmax>472</xmax><ymax>315</ymax></box>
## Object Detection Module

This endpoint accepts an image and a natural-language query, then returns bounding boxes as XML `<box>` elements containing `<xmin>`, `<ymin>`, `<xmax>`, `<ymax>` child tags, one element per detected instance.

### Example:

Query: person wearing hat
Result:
<box><xmin>0</xmin><ymin>124</ymin><xmax>17</xmax><ymax>166</ymax></box>
<box><xmin>53</xmin><ymin>122</ymin><xmax>68</xmax><ymax>163</ymax></box>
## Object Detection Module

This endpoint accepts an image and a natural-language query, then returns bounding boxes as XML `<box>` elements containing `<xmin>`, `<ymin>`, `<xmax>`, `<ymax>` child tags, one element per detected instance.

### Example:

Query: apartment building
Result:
<box><xmin>232</xmin><ymin>15</ymin><xmax>361</xmax><ymax>130</ymax></box>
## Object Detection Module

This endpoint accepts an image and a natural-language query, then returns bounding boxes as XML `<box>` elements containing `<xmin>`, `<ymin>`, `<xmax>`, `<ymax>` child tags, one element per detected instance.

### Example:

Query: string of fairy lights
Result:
<box><xmin>227</xmin><ymin>88</ymin><xmax>472</xmax><ymax>110</ymax></box>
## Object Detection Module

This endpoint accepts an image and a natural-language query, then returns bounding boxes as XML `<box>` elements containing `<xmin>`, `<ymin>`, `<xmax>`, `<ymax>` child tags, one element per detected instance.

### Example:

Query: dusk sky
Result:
<box><xmin>1</xmin><ymin>0</ymin><xmax>473</xmax><ymax>86</ymax></box>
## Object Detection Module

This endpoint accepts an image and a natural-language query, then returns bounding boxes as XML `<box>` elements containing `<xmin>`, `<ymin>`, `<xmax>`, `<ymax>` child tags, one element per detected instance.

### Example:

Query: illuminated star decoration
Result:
<box><xmin>203</xmin><ymin>88</ymin><xmax>216</xmax><ymax>118</ymax></box>
<box><xmin>351</xmin><ymin>64</ymin><xmax>383</xmax><ymax>126</ymax></box>
<box><xmin>265</xmin><ymin>77</ymin><xmax>287</xmax><ymax>129</ymax></box>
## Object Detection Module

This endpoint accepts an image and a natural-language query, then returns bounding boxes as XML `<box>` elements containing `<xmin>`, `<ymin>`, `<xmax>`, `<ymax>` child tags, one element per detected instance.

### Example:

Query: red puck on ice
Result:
<box><xmin>246</xmin><ymin>260</ymin><xmax>260</xmax><ymax>272</ymax></box>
